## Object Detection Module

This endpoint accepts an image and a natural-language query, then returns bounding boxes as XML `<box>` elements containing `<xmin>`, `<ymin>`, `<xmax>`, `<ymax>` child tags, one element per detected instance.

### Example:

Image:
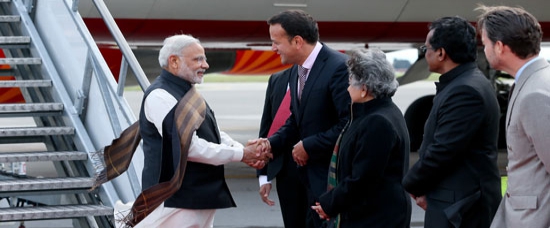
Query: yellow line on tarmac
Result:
<box><xmin>501</xmin><ymin>176</ymin><xmax>508</xmax><ymax>196</ymax></box>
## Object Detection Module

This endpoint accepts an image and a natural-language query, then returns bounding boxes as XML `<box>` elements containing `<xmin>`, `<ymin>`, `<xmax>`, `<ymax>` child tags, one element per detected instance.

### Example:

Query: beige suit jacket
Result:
<box><xmin>491</xmin><ymin>58</ymin><xmax>550</xmax><ymax>228</ymax></box>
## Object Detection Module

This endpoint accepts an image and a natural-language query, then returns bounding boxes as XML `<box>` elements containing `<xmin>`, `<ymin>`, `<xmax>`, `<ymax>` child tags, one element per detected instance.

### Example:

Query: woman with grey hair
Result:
<box><xmin>312</xmin><ymin>49</ymin><xmax>411</xmax><ymax>227</ymax></box>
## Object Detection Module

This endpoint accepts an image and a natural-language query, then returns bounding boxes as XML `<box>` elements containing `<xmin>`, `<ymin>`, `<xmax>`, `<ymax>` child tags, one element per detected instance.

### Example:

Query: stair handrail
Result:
<box><xmin>88</xmin><ymin>0</ymin><xmax>150</xmax><ymax>92</ymax></box>
<box><xmin>60</xmin><ymin>0</ymin><xmax>146</xmax><ymax>198</ymax></box>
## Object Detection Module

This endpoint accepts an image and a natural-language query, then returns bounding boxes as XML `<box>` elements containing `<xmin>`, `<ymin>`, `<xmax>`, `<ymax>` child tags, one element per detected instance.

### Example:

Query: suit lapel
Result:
<box><xmin>288</xmin><ymin>65</ymin><xmax>300</xmax><ymax>121</ymax></box>
<box><xmin>507</xmin><ymin>58</ymin><xmax>550</xmax><ymax>127</ymax></box>
<box><xmin>297</xmin><ymin>46</ymin><xmax>329</xmax><ymax>120</ymax></box>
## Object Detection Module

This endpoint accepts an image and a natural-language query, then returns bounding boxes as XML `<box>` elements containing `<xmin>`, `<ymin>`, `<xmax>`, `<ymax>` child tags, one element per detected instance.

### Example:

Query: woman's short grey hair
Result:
<box><xmin>347</xmin><ymin>48</ymin><xmax>398</xmax><ymax>98</ymax></box>
<box><xmin>158</xmin><ymin>34</ymin><xmax>200</xmax><ymax>68</ymax></box>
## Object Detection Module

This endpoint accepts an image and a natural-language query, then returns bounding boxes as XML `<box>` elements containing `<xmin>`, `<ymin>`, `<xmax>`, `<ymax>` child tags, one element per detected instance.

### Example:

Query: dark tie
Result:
<box><xmin>298</xmin><ymin>65</ymin><xmax>308</xmax><ymax>100</ymax></box>
<box><xmin>267</xmin><ymin>88</ymin><xmax>291</xmax><ymax>137</ymax></box>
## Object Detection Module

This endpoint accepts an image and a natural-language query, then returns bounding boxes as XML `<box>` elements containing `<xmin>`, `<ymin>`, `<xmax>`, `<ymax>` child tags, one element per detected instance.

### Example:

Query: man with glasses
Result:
<box><xmin>402</xmin><ymin>16</ymin><xmax>502</xmax><ymax>228</ymax></box>
<box><xmin>131</xmin><ymin>34</ymin><xmax>270</xmax><ymax>227</ymax></box>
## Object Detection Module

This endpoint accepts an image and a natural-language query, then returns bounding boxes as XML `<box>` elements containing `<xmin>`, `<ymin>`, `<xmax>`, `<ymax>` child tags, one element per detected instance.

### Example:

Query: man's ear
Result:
<box><xmin>439</xmin><ymin>48</ymin><xmax>446</xmax><ymax>61</ymax></box>
<box><xmin>169</xmin><ymin>55</ymin><xmax>179</xmax><ymax>68</ymax></box>
<box><xmin>293</xmin><ymin>35</ymin><xmax>304</xmax><ymax>48</ymax></box>
<box><xmin>495</xmin><ymin>41</ymin><xmax>505</xmax><ymax>55</ymax></box>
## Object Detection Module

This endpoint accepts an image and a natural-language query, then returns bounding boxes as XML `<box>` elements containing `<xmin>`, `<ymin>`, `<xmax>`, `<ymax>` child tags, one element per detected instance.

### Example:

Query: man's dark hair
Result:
<box><xmin>267</xmin><ymin>9</ymin><xmax>319</xmax><ymax>44</ymax></box>
<box><xmin>476</xmin><ymin>5</ymin><xmax>542</xmax><ymax>59</ymax></box>
<box><xmin>429</xmin><ymin>16</ymin><xmax>477</xmax><ymax>64</ymax></box>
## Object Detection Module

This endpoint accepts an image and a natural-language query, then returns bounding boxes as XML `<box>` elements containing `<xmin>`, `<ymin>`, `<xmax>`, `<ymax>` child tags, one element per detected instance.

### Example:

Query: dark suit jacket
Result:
<box><xmin>258</xmin><ymin>69</ymin><xmax>293</xmax><ymax>180</ymax></box>
<box><xmin>402</xmin><ymin>62</ymin><xmax>502</xmax><ymax>228</ymax></box>
<box><xmin>258</xmin><ymin>69</ymin><xmax>309</xmax><ymax>228</ymax></box>
<box><xmin>319</xmin><ymin>98</ymin><xmax>411</xmax><ymax>227</ymax></box>
<box><xmin>269</xmin><ymin>45</ymin><xmax>350</xmax><ymax>198</ymax></box>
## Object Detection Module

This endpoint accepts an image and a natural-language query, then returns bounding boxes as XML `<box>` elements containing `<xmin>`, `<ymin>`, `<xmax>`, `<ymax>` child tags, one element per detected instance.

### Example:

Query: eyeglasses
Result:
<box><xmin>193</xmin><ymin>56</ymin><xmax>208</xmax><ymax>64</ymax></box>
<box><xmin>176</xmin><ymin>55</ymin><xmax>208</xmax><ymax>64</ymax></box>
<box><xmin>419</xmin><ymin>45</ymin><xmax>435</xmax><ymax>55</ymax></box>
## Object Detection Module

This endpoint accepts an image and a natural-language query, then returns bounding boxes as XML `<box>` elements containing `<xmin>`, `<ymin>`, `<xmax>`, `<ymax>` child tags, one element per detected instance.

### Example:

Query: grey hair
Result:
<box><xmin>347</xmin><ymin>48</ymin><xmax>398</xmax><ymax>98</ymax></box>
<box><xmin>158</xmin><ymin>34</ymin><xmax>200</xmax><ymax>68</ymax></box>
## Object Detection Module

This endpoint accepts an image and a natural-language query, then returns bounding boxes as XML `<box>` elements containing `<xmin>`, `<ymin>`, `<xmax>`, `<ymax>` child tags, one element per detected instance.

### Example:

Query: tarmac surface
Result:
<box><xmin>125</xmin><ymin>81</ymin><xmax>507</xmax><ymax>228</ymax></box>
<box><xmin>125</xmin><ymin>81</ymin><xmax>435</xmax><ymax>228</ymax></box>
<box><xmin>0</xmin><ymin>81</ymin><xmax>508</xmax><ymax>228</ymax></box>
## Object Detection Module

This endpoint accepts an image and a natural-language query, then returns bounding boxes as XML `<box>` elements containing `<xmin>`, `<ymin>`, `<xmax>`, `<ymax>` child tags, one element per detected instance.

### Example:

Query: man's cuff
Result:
<box><xmin>258</xmin><ymin>175</ymin><xmax>272</xmax><ymax>187</ymax></box>
<box><xmin>233</xmin><ymin>147</ymin><xmax>244</xmax><ymax>162</ymax></box>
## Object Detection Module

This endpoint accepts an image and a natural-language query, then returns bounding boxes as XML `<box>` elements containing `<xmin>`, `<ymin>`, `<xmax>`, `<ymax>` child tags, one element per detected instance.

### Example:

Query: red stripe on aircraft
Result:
<box><xmin>0</xmin><ymin>76</ymin><xmax>26</xmax><ymax>104</ymax></box>
<box><xmin>97</xmin><ymin>45</ymin><xmax>123</xmax><ymax>81</ymax></box>
<box><xmin>224</xmin><ymin>50</ymin><xmax>291</xmax><ymax>75</ymax></box>
<box><xmin>0</xmin><ymin>50</ymin><xmax>25</xmax><ymax>104</ymax></box>
<box><xmin>82</xmin><ymin>18</ymin><xmax>550</xmax><ymax>43</ymax></box>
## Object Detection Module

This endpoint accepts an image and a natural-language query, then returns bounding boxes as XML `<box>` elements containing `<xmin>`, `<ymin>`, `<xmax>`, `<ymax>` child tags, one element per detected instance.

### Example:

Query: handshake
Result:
<box><xmin>241</xmin><ymin>138</ymin><xmax>272</xmax><ymax>169</ymax></box>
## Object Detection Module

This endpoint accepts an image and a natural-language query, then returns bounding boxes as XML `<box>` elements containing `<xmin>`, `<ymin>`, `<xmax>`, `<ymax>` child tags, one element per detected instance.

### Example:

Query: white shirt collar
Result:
<box><xmin>301</xmin><ymin>42</ymin><xmax>323</xmax><ymax>70</ymax></box>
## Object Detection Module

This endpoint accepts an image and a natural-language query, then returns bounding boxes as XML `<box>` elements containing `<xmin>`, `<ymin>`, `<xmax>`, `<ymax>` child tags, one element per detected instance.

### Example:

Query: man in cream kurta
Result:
<box><xmin>116</xmin><ymin>34</ymin><xmax>269</xmax><ymax>228</ymax></box>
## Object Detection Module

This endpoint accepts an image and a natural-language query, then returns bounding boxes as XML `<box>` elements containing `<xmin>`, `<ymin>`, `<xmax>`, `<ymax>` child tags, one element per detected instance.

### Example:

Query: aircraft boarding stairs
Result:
<box><xmin>0</xmin><ymin>0</ymin><xmax>145</xmax><ymax>227</ymax></box>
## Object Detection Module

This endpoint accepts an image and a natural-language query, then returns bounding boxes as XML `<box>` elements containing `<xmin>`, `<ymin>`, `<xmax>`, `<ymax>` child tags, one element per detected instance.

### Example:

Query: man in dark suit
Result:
<box><xmin>257</xmin><ymin>69</ymin><xmax>308</xmax><ymax>227</ymax></box>
<box><xmin>402</xmin><ymin>16</ymin><xmax>502</xmax><ymax>228</ymax></box>
<box><xmin>258</xmin><ymin>9</ymin><xmax>351</xmax><ymax>228</ymax></box>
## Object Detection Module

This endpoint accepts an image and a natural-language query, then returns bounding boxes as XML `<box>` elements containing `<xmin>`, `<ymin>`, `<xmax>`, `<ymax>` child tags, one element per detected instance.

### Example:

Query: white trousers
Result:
<box><xmin>115</xmin><ymin>201</ymin><xmax>215</xmax><ymax>228</ymax></box>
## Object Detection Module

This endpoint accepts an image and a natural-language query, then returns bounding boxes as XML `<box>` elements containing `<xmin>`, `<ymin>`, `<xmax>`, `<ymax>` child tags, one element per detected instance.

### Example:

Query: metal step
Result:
<box><xmin>0</xmin><ymin>103</ymin><xmax>63</xmax><ymax>113</ymax></box>
<box><xmin>0</xmin><ymin>36</ymin><xmax>31</xmax><ymax>49</ymax></box>
<box><xmin>0</xmin><ymin>79</ymin><xmax>51</xmax><ymax>87</ymax></box>
<box><xmin>0</xmin><ymin>58</ymin><xmax>41</xmax><ymax>65</ymax></box>
<box><xmin>0</xmin><ymin>15</ymin><xmax>20</xmax><ymax>22</ymax></box>
<box><xmin>0</xmin><ymin>177</ymin><xmax>94</xmax><ymax>192</ymax></box>
<box><xmin>0</xmin><ymin>151</ymin><xmax>87</xmax><ymax>163</ymax></box>
<box><xmin>0</xmin><ymin>204</ymin><xmax>113</xmax><ymax>221</ymax></box>
<box><xmin>0</xmin><ymin>36</ymin><xmax>30</xmax><ymax>44</ymax></box>
<box><xmin>0</xmin><ymin>127</ymin><xmax>74</xmax><ymax>137</ymax></box>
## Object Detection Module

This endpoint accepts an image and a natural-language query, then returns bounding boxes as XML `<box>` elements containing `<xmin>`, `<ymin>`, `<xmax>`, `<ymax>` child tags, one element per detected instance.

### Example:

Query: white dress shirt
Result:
<box><xmin>144</xmin><ymin>88</ymin><xmax>244</xmax><ymax>165</ymax></box>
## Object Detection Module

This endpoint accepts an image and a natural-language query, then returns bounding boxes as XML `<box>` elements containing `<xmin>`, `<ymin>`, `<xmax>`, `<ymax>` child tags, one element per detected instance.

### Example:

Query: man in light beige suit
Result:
<box><xmin>477</xmin><ymin>5</ymin><xmax>550</xmax><ymax>228</ymax></box>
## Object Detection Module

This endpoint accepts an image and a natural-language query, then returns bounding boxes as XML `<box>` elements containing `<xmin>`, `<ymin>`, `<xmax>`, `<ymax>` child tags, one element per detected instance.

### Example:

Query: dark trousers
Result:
<box><xmin>300</xmin><ymin>162</ymin><xmax>330</xmax><ymax>228</ymax></box>
<box><xmin>276</xmin><ymin>157</ymin><xmax>309</xmax><ymax>228</ymax></box>
<box><xmin>425</xmin><ymin>194</ymin><xmax>486</xmax><ymax>228</ymax></box>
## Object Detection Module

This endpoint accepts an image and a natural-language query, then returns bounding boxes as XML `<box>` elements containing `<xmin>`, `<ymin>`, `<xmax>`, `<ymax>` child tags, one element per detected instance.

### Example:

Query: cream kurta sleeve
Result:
<box><xmin>144</xmin><ymin>89</ymin><xmax>243</xmax><ymax>166</ymax></box>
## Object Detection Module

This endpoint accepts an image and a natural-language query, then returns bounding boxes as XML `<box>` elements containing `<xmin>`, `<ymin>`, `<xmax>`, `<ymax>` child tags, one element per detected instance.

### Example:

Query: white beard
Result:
<box><xmin>177</xmin><ymin>63</ymin><xmax>203</xmax><ymax>84</ymax></box>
